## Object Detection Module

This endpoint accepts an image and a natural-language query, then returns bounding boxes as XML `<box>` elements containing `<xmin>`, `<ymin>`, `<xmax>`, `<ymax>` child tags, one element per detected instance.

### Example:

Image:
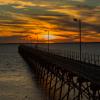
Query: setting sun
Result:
<box><xmin>43</xmin><ymin>34</ymin><xmax>56</xmax><ymax>40</ymax></box>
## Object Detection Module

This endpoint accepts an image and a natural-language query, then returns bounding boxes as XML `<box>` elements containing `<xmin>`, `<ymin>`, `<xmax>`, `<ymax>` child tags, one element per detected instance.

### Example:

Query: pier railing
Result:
<box><xmin>38</xmin><ymin>47</ymin><xmax>100</xmax><ymax>66</ymax></box>
<box><xmin>19</xmin><ymin>45</ymin><xmax>100</xmax><ymax>100</ymax></box>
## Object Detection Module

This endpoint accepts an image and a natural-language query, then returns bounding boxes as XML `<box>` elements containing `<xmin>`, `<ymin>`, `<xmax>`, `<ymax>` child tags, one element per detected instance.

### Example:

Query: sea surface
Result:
<box><xmin>0</xmin><ymin>43</ymin><xmax>100</xmax><ymax>100</ymax></box>
<box><xmin>0</xmin><ymin>44</ymin><xmax>48</xmax><ymax>100</ymax></box>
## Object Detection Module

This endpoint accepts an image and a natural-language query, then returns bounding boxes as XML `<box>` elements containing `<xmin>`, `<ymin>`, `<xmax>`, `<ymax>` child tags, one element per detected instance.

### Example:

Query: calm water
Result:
<box><xmin>0</xmin><ymin>44</ymin><xmax>48</xmax><ymax>100</ymax></box>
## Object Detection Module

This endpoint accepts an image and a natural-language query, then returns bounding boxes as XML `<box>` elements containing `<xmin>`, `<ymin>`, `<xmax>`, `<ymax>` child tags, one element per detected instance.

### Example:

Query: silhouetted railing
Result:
<box><xmin>38</xmin><ymin>47</ymin><xmax>100</xmax><ymax>66</ymax></box>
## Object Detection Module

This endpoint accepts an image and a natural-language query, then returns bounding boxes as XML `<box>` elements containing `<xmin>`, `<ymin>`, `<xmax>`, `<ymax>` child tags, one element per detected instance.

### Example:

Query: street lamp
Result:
<box><xmin>36</xmin><ymin>33</ymin><xmax>38</xmax><ymax>48</ymax></box>
<box><xmin>48</xmin><ymin>31</ymin><xmax>50</xmax><ymax>52</ymax></box>
<box><xmin>35</xmin><ymin>33</ymin><xmax>38</xmax><ymax>49</ymax></box>
<box><xmin>29</xmin><ymin>36</ymin><xmax>33</xmax><ymax>46</ymax></box>
<box><xmin>74</xmin><ymin>18</ymin><xmax>82</xmax><ymax>61</ymax></box>
<box><xmin>45</xmin><ymin>30</ymin><xmax>50</xmax><ymax>52</ymax></box>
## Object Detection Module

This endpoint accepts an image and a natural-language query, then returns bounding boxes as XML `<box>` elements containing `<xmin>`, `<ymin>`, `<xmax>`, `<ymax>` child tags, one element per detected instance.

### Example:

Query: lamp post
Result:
<box><xmin>74</xmin><ymin>18</ymin><xmax>82</xmax><ymax>62</ymax></box>
<box><xmin>45</xmin><ymin>30</ymin><xmax>50</xmax><ymax>52</ymax></box>
<box><xmin>29</xmin><ymin>36</ymin><xmax>33</xmax><ymax>46</ymax></box>
<box><xmin>35</xmin><ymin>33</ymin><xmax>38</xmax><ymax>49</ymax></box>
<box><xmin>37</xmin><ymin>33</ymin><xmax>38</xmax><ymax>48</ymax></box>
<box><xmin>48</xmin><ymin>31</ymin><xmax>50</xmax><ymax>52</ymax></box>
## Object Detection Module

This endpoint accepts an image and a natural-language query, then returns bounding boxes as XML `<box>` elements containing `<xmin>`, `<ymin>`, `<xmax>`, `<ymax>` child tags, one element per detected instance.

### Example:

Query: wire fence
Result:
<box><xmin>38</xmin><ymin>46</ymin><xmax>100</xmax><ymax>66</ymax></box>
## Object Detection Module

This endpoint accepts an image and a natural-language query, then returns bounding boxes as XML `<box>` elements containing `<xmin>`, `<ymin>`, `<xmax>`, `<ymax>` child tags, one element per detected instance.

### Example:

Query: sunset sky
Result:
<box><xmin>0</xmin><ymin>0</ymin><xmax>100</xmax><ymax>43</ymax></box>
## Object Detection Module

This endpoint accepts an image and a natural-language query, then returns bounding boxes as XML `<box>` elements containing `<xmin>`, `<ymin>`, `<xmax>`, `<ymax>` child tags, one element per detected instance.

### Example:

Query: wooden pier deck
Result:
<box><xmin>19</xmin><ymin>45</ymin><xmax>100</xmax><ymax>100</ymax></box>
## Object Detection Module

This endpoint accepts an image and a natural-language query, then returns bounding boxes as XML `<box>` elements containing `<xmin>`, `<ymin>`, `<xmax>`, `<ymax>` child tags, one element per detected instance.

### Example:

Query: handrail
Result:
<box><xmin>38</xmin><ymin>46</ymin><xmax>100</xmax><ymax>66</ymax></box>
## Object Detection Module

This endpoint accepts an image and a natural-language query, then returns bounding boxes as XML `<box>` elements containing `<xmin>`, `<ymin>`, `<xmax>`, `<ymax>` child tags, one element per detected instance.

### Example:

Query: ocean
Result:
<box><xmin>0</xmin><ymin>43</ymin><xmax>99</xmax><ymax>100</ymax></box>
<box><xmin>0</xmin><ymin>44</ymin><xmax>48</xmax><ymax>100</ymax></box>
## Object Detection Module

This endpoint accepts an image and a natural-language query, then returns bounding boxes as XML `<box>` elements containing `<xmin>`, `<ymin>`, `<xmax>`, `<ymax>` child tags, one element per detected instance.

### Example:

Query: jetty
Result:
<box><xmin>18</xmin><ymin>45</ymin><xmax>100</xmax><ymax>100</ymax></box>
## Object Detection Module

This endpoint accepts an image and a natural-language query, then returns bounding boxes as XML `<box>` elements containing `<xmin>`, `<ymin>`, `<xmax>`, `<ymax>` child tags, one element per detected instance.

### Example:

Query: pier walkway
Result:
<box><xmin>19</xmin><ymin>45</ymin><xmax>100</xmax><ymax>100</ymax></box>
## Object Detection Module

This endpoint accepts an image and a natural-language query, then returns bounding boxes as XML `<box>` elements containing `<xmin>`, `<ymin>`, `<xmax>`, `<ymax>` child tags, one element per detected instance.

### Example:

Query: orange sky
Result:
<box><xmin>0</xmin><ymin>0</ymin><xmax>100</xmax><ymax>43</ymax></box>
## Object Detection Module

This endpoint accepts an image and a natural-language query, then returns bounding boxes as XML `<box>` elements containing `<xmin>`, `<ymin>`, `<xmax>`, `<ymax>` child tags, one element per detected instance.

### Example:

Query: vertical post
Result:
<box><xmin>79</xmin><ymin>20</ymin><xmax>82</xmax><ymax>62</ymax></box>
<box><xmin>29</xmin><ymin>36</ymin><xmax>33</xmax><ymax>46</ymax></box>
<box><xmin>45</xmin><ymin>30</ymin><xmax>50</xmax><ymax>52</ymax></box>
<box><xmin>74</xmin><ymin>18</ymin><xmax>82</xmax><ymax>62</ymax></box>
<box><xmin>48</xmin><ymin>31</ymin><xmax>49</xmax><ymax>52</ymax></box>
<box><xmin>37</xmin><ymin>33</ymin><xmax>38</xmax><ymax>49</ymax></box>
<box><xmin>35</xmin><ymin>33</ymin><xmax>37</xmax><ymax>48</ymax></box>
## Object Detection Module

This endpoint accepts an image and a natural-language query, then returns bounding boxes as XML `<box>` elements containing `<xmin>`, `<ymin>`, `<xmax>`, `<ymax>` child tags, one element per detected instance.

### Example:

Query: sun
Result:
<box><xmin>43</xmin><ymin>34</ymin><xmax>56</xmax><ymax>40</ymax></box>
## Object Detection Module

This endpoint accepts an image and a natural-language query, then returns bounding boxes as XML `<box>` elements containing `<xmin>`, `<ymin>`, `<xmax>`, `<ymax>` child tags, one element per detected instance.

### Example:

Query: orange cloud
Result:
<box><xmin>0</xmin><ymin>0</ymin><xmax>100</xmax><ymax>43</ymax></box>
